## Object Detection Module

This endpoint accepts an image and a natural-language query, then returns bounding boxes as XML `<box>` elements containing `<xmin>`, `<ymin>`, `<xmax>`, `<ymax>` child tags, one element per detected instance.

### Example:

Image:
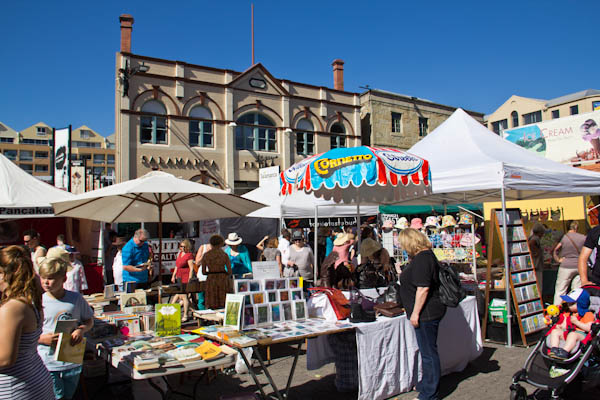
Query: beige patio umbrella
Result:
<box><xmin>51</xmin><ymin>171</ymin><xmax>266</xmax><ymax>273</ymax></box>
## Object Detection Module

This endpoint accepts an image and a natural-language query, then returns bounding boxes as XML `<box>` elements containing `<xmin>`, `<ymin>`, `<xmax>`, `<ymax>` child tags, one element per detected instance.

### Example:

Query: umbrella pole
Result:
<box><xmin>158</xmin><ymin>202</ymin><xmax>163</xmax><ymax>284</ymax></box>
<box><xmin>314</xmin><ymin>205</ymin><xmax>318</xmax><ymax>284</ymax></box>
<box><xmin>356</xmin><ymin>197</ymin><xmax>361</xmax><ymax>248</ymax></box>
<box><xmin>501</xmin><ymin>186</ymin><xmax>512</xmax><ymax>347</ymax></box>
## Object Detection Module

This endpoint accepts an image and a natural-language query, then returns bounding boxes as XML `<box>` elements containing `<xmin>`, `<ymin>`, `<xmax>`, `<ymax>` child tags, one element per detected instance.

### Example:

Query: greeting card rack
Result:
<box><xmin>482</xmin><ymin>208</ymin><xmax>544</xmax><ymax>346</ymax></box>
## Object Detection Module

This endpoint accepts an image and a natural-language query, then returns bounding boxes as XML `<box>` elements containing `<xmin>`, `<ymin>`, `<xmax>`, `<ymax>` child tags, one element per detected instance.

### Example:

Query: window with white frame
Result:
<box><xmin>189</xmin><ymin>106</ymin><xmax>213</xmax><ymax>147</ymax></box>
<box><xmin>511</xmin><ymin>111</ymin><xmax>519</xmax><ymax>128</ymax></box>
<box><xmin>391</xmin><ymin>112</ymin><xmax>402</xmax><ymax>134</ymax></box>
<box><xmin>330</xmin><ymin>123</ymin><xmax>346</xmax><ymax>149</ymax></box>
<box><xmin>36</xmin><ymin>127</ymin><xmax>46</xmax><ymax>136</ymax></box>
<box><xmin>523</xmin><ymin>111</ymin><xmax>542</xmax><ymax>125</ymax></box>
<box><xmin>235</xmin><ymin>113</ymin><xmax>276</xmax><ymax>151</ymax></box>
<box><xmin>140</xmin><ymin>100</ymin><xmax>167</xmax><ymax>144</ymax></box>
<box><xmin>80</xmin><ymin>130</ymin><xmax>92</xmax><ymax>139</ymax></box>
<box><xmin>491</xmin><ymin>119</ymin><xmax>508</xmax><ymax>135</ymax></box>
<box><xmin>296</xmin><ymin>119</ymin><xmax>314</xmax><ymax>155</ymax></box>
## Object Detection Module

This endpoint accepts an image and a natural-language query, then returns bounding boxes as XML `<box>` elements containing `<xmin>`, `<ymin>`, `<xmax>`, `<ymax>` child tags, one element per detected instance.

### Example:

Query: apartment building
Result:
<box><xmin>485</xmin><ymin>89</ymin><xmax>600</xmax><ymax>134</ymax></box>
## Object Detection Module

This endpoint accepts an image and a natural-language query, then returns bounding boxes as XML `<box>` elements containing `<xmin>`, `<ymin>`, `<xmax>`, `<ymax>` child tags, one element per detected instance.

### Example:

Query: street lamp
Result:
<box><xmin>119</xmin><ymin>60</ymin><xmax>150</xmax><ymax>97</ymax></box>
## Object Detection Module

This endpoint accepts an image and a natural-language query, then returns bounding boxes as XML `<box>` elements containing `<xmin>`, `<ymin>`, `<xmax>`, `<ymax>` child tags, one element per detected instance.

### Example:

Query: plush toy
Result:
<box><xmin>544</xmin><ymin>304</ymin><xmax>560</xmax><ymax>326</ymax></box>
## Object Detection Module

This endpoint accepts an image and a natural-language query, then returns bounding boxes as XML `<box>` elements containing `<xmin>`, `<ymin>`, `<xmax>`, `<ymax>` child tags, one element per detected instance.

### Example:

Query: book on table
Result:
<box><xmin>54</xmin><ymin>332</ymin><xmax>86</xmax><ymax>364</ymax></box>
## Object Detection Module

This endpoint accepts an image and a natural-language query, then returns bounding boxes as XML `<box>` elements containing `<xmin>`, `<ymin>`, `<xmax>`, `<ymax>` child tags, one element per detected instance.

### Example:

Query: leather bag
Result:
<box><xmin>185</xmin><ymin>277</ymin><xmax>203</xmax><ymax>292</ymax></box>
<box><xmin>373</xmin><ymin>302</ymin><xmax>404</xmax><ymax>317</ymax></box>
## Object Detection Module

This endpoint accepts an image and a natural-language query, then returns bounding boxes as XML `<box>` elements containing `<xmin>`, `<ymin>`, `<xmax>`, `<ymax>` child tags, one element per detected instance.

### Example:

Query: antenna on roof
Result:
<box><xmin>251</xmin><ymin>4</ymin><xmax>255</xmax><ymax>65</ymax></box>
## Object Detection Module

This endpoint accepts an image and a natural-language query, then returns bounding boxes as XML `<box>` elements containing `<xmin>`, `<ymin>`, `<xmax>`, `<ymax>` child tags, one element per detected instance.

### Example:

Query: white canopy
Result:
<box><xmin>242</xmin><ymin>184</ymin><xmax>379</xmax><ymax>219</ymax></box>
<box><xmin>0</xmin><ymin>153</ymin><xmax>74</xmax><ymax>218</ymax></box>
<box><xmin>51</xmin><ymin>171</ymin><xmax>265</xmax><ymax>223</ymax></box>
<box><xmin>403</xmin><ymin>108</ymin><xmax>600</xmax><ymax>205</ymax></box>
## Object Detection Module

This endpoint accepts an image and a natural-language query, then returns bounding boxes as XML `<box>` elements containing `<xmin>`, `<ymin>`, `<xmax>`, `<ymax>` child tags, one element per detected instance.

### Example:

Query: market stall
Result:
<box><xmin>401</xmin><ymin>108</ymin><xmax>600</xmax><ymax>346</ymax></box>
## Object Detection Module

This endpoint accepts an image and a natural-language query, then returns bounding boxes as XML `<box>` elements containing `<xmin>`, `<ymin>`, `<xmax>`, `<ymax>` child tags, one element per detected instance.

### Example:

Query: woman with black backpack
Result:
<box><xmin>397</xmin><ymin>228</ymin><xmax>446</xmax><ymax>400</ymax></box>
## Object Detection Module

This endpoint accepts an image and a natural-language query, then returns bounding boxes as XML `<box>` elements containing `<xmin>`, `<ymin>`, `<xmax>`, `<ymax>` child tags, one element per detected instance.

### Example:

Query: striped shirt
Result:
<box><xmin>0</xmin><ymin>306</ymin><xmax>54</xmax><ymax>399</ymax></box>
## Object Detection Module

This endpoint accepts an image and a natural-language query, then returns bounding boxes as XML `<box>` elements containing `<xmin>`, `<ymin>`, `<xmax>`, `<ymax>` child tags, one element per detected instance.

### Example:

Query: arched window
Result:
<box><xmin>296</xmin><ymin>119</ymin><xmax>314</xmax><ymax>155</ymax></box>
<box><xmin>189</xmin><ymin>106</ymin><xmax>213</xmax><ymax>147</ymax></box>
<box><xmin>140</xmin><ymin>100</ymin><xmax>167</xmax><ymax>144</ymax></box>
<box><xmin>330</xmin><ymin>123</ymin><xmax>345</xmax><ymax>149</ymax></box>
<box><xmin>511</xmin><ymin>111</ymin><xmax>519</xmax><ymax>128</ymax></box>
<box><xmin>235</xmin><ymin>113</ymin><xmax>276</xmax><ymax>151</ymax></box>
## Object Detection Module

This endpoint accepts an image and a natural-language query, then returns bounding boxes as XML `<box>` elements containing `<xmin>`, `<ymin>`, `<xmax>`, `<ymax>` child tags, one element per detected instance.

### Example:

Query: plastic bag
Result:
<box><xmin>235</xmin><ymin>347</ymin><xmax>254</xmax><ymax>374</ymax></box>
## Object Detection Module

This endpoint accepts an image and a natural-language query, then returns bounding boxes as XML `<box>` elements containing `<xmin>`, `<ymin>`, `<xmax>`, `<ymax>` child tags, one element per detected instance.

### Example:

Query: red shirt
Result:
<box><xmin>176</xmin><ymin>252</ymin><xmax>194</xmax><ymax>283</ymax></box>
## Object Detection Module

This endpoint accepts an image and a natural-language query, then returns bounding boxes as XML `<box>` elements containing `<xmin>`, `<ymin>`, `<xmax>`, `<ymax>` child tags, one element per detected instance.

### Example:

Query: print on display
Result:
<box><xmin>279</xmin><ymin>290</ymin><xmax>290</xmax><ymax>302</ymax></box>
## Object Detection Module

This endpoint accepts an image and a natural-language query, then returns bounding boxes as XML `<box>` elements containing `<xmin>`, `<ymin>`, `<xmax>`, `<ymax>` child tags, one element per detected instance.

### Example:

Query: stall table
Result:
<box><xmin>307</xmin><ymin>296</ymin><xmax>483</xmax><ymax>400</ymax></box>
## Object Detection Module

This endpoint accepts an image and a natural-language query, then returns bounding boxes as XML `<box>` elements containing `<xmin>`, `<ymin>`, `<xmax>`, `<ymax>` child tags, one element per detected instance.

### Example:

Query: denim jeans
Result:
<box><xmin>414</xmin><ymin>318</ymin><xmax>442</xmax><ymax>400</ymax></box>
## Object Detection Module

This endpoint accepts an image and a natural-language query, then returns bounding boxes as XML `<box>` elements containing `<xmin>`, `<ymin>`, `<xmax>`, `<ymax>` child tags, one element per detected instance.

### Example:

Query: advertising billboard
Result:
<box><xmin>503</xmin><ymin>110</ymin><xmax>600</xmax><ymax>165</ymax></box>
<box><xmin>53</xmin><ymin>126</ymin><xmax>71</xmax><ymax>190</ymax></box>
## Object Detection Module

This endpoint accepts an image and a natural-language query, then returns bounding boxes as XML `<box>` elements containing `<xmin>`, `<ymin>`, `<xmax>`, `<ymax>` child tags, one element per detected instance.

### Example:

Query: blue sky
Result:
<box><xmin>1</xmin><ymin>1</ymin><xmax>598</xmax><ymax>136</ymax></box>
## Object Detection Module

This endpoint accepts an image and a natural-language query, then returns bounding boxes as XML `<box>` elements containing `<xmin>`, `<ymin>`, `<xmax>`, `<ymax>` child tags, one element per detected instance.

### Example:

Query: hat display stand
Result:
<box><xmin>481</xmin><ymin>208</ymin><xmax>544</xmax><ymax>347</ymax></box>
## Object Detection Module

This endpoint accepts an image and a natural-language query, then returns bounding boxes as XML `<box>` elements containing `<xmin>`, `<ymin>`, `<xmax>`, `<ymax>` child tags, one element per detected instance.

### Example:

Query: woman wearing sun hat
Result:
<box><xmin>224</xmin><ymin>233</ymin><xmax>252</xmax><ymax>277</ymax></box>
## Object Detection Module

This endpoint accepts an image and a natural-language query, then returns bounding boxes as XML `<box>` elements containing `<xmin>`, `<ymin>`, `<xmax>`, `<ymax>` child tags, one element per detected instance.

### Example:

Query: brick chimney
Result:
<box><xmin>332</xmin><ymin>59</ymin><xmax>344</xmax><ymax>91</ymax></box>
<box><xmin>119</xmin><ymin>14</ymin><xmax>134</xmax><ymax>53</ymax></box>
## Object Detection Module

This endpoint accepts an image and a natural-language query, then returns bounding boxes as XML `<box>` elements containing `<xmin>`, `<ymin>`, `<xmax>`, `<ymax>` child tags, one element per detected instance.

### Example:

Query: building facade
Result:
<box><xmin>485</xmin><ymin>89</ymin><xmax>600</xmax><ymax>134</ymax></box>
<box><xmin>360</xmin><ymin>89</ymin><xmax>484</xmax><ymax>150</ymax></box>
<box><xmin>115</xmin><ymin>15</ymin><xmax>360</xmax><ymax>194</ymax></box>
<box><xmin>0</xmin><ymin>121</ymin><xmax>115</xmax><ymax>183</ymax></box>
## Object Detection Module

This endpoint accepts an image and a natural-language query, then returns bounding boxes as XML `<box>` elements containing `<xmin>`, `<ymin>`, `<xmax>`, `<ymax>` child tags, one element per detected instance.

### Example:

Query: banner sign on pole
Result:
<box><xmin>284</xmin><ymin>215</ymin><xmax>377</xmax><ymax>229</ymax></box>
<box><xmin>259</xmin><ymin>166</ymin><xmax>280</xmax><ymax>187</ymax></box>
<box><xmin>70</xmin><ymin>160</ymin><xmax>86</xmax><ymax>195</ymax></box>
<box><xmin>53</xmin><ymin>126</ymin><xmax>71</xmax><ymax>190</ymax></box>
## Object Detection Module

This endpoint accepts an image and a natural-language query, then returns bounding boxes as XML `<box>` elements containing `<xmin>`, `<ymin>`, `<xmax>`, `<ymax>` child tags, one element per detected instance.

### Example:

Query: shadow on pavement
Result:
<box><xmin>439</xmin><ymin>346</ymin><xmax>500</xmax><ymax>398</ymax></box>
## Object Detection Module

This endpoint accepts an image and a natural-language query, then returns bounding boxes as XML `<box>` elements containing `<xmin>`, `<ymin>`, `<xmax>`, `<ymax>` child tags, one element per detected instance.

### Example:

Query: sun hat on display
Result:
<box><xmin>458</xmin><ymin>213</ymin><xmax>474</xmax><ymax>225</ymax></box>
<box><xmin>395</xmin><ymin>217</ymin><xmax>409</xmax><ymax>230</ymax></box>
<box><xmin>225</xmin><ymin>232</ymin><xmax>243</xmax><ymax>246</ymax></box>
<box><xmin>333</xmin><ymin>233</ymin><xmax>349</xmax><ymax>246</ymax></box>
<box><xmin>459</xmin><ymin>233</ymin><xmax>481</xmax><ymax>247</ymax></box>
<box><xmin>382</xmin><ymin>220</ymin><xmax>394</xmax><ymax>230</ymax></box>
<box><xmin>410</xmin><ymin>218</ymin><xmax>423</xmax><ymax>230</ymax></box>
<box><xmin>424</xmin><ymin>216</ymin><xmax>439</xmax><ymax>228</ymax></box>
<box><xmin>360</xmin><ymin>238</ymin><xmax>382</xmax><ymax>259</ymax></box>
<box><xmin>441</xmin><ymin>215</ymin><xmax>457</xmax><ymax>228</ymax></box>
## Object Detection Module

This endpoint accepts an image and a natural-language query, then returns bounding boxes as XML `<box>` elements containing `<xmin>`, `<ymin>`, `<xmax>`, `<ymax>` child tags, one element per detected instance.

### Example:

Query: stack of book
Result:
<box><xmin>133</xmin><ymin>351</ymin><xmax>161</xmax><ymax>371</ymax></box>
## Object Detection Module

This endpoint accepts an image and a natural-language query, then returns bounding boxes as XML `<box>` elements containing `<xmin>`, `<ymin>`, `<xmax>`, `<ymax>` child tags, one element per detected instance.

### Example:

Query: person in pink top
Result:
<box><xmin>333</xmin><ymin>233</ymin><xmax>355</xmax><ymax>269</ymax></box>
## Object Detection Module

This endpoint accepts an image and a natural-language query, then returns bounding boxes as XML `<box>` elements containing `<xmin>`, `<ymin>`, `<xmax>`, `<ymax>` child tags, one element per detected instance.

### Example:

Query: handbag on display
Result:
<box><xmin>373</xmin><ymin>302</ymin><xmax>404</xmax><ymax>317</ymax></box>
<box><xmin>348</xmin><ymin>287</ymin><xmax>376</xmax><ymax>323</ymax></box>
<box><xmin>185</xmin><ymin>276</ymin><xmax>203</xmax><ymax>292</ymax></box>
<box><xmin>376</xmin><ymin>281</ymin><xmax>402</xmax><ymax>306</ymax></box>
<box><xmin>308</xmin><ymin>287</ymin><xmax>351</xmax><ymax>320</ymax></box>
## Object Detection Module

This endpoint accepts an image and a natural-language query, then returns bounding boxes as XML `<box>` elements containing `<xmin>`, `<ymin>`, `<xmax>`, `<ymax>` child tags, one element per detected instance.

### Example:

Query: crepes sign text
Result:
<box><xmin>313</xmin><ymin>154</ymin><xmax>372</xmax><ymax>177</ymax></box>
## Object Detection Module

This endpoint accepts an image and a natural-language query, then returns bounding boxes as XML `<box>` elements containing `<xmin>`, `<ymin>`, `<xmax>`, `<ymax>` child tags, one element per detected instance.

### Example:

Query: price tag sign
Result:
<box><xmin>251</xmin><ymin>261</ymin><xmax>280</xmax><ymax>280</ymax></box>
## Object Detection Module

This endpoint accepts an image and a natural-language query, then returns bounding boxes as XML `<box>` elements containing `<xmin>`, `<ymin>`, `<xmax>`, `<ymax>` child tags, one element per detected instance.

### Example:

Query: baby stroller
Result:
<box><xmin>510</xmin><ymin>285</ymin><xmax>600</xmax><ymax>400</ymax></box>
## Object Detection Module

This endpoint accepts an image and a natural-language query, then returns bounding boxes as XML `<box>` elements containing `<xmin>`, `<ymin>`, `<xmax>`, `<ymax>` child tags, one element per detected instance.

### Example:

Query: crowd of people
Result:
<box><xmin>4</xmin><ymin>217</ymin><xmax>600</xmax><ymax>400</ymax></box>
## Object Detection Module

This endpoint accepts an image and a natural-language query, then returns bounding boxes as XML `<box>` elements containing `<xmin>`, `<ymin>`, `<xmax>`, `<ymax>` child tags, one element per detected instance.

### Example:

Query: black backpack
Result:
<box><xmin>437</xmin><ymin>262</ymin><xmax>466</xmax><ymax>307</ymax></box>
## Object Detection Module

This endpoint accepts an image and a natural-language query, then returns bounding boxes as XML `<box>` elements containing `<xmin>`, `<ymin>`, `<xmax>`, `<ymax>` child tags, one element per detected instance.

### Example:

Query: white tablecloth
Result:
<box><xmin>306</xmin><ymin>296</ymin><xmax>482</xmax><ymax>400</ymax></box>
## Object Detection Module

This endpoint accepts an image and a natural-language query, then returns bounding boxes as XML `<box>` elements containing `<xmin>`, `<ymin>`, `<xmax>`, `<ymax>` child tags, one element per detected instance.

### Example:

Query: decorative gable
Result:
<box><xmin>228</xmin><ymin>63</ymin><xmax>289</xmax><ymax>96</ymax></box>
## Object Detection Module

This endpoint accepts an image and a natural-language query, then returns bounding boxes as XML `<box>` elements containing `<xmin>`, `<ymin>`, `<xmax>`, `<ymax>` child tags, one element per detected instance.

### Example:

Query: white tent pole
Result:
<box><xmin>471</xmin><ymin>222</ymin><xmax>477</xmax><ymax>280</ymax></box>
<box><xmin>314</xmin><ymin>205</ymin><xmax>318</xmax><ymax>284</ymax></box>
<box><xmin>98</xmin><ymin>222</ymin><xmax>105</xmax><ymax>267</ymax></box>
<box><xmin>501</xmin><ymin>186</ymin><xmax>512</xmax><ymax>347</ymax></box>
<box><xmin>356</xmin><ymin>197</ymin><xmax>361</xmax><ymax>247</ymax></box>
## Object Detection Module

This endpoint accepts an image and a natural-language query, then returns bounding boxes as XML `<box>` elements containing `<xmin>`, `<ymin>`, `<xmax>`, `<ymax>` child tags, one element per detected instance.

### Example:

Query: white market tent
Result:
<box><xmin>242</xmin><ymin>184</ymin><xmax>379</xmax><ymax>219</ymax></box>
<box><xmin>403</xmin><ymin>108</ymin><xmax>600</xmax><ymax>346</ymax></box>
<box><xmin>0</xmin><ymin>153</ymin><xmax>74</xmax><ymax>218</ymax></box>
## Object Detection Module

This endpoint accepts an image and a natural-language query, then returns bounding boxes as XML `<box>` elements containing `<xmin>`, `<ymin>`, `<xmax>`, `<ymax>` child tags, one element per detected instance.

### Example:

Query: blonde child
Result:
<box><xmin>37</xmin><ymin>257</ymin><xmax>94</xmax><ymax>400</ymax></box>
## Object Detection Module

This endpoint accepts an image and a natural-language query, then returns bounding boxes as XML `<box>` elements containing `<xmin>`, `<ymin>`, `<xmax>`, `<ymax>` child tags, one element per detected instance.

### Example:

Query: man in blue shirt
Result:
<box><xmin>122</xmin><ymin>229</ymin><xmax>151</xmax><ymax>287</ymax></box>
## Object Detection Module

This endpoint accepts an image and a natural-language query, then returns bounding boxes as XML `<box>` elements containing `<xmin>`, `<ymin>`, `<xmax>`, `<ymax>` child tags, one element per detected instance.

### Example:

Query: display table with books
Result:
<box><xmin>194</xmin><ymin>319</ymin><xmax>354</xmax><ymax>400</ymax></box>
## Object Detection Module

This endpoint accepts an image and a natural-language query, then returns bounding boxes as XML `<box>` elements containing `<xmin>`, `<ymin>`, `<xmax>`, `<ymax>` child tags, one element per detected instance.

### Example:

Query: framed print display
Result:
<box><xmin>281</xmin><ymin>302</ymin><xmax>293</xmax><ymax>321</ymax></box>
<box><xmin>243</xmin><ymin>305</ymin><xmax>256</xmax><ymax>328</ymax></box>
<box><xmin>264</xmin><ymin>279</ymin><xmax>277</xmax><ymax>291</ymax></box>
<box><xmin>278</xmin><ymin>290</ymin><xmax>290</xmax><ymax>302</ymax></box>
<box><xmin>249</xmin><ymin>280</ymin><xmax>261</xmax><ymax>292</ymax></box>
<box><xmin>243</xmin><ymin>294</ymin><xmax>252</xmax><ymax>306</ymax></box>
<box><xmin>293</xmin><ymin>300</ymin><xmax>307</xmax><ymax>320</ymax></box>
<box><xmin>224</xmin><ymin>294</ymin><xmax>245</xmax><ymax>331</ymax></box>
<box><xmin>275</xmin><ymin>279</ymin><xmax>287</xmax><ymax>290</ymax></box>
<box><xmin>288</xmin><ymin>278</ymin><xmax>300</xmax><ymax>289</ymax></box>
<box><xmin>270</xmin><ymin>303</ymin><xmax>282</xmax><ymax>322</ymax></box>
<box><xmin>266</xmin><ymin>291</ymin><xmax>278</xmax><ymax>303</ymax></box>
<box><xmin>290</xmin><ymin>289</ymin><xmax>303</xmax><ymax>301</ymax></box>
<box><xmin>255</xmin><ymin>304</ymin><xmax>270</xmax><ymax>325</ymax></box>
<box><xmin>252</xmin><ymin>292</ymin><xmax>265</xmax><ymax>304</ymax></box>
<box><xmin>235</xmin><ymin>280</ymin><xmax>250</xmax><ymax>293</ymax></box>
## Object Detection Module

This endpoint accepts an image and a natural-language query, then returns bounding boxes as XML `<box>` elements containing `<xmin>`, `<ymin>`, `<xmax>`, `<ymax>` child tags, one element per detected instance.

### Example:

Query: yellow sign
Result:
<box><xmin>314</xmin><ymin>154</ymin><xmax>372</xmax><ymax>176</ymax></box>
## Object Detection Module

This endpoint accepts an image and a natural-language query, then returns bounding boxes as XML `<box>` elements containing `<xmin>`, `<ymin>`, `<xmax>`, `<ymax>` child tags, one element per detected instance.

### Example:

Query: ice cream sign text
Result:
<box><xmin>313</xmin><ymin>154</ymin><xmax>372</xmax><ymax>177</ymax></box>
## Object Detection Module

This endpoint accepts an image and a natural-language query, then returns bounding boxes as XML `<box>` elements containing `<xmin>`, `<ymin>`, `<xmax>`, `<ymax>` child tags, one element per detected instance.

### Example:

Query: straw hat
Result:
<box><xmin>225</xmin><ymin>232</ymin><xmax>242</xmax><ymax>246</ymax></box>
<box><xmin>360</xmin><ymin>238</ymin><xmax>382</xmax><ymax>259</ymax></box>
<box><xmin>37</xmin><ymin>247</ymin><xmax>73</xmax><ymax>272</ymax></box>
<box><xmin>333</xmin><ymin>233</ymin><xmax>349</xmax><ymax>246</ymax></box>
